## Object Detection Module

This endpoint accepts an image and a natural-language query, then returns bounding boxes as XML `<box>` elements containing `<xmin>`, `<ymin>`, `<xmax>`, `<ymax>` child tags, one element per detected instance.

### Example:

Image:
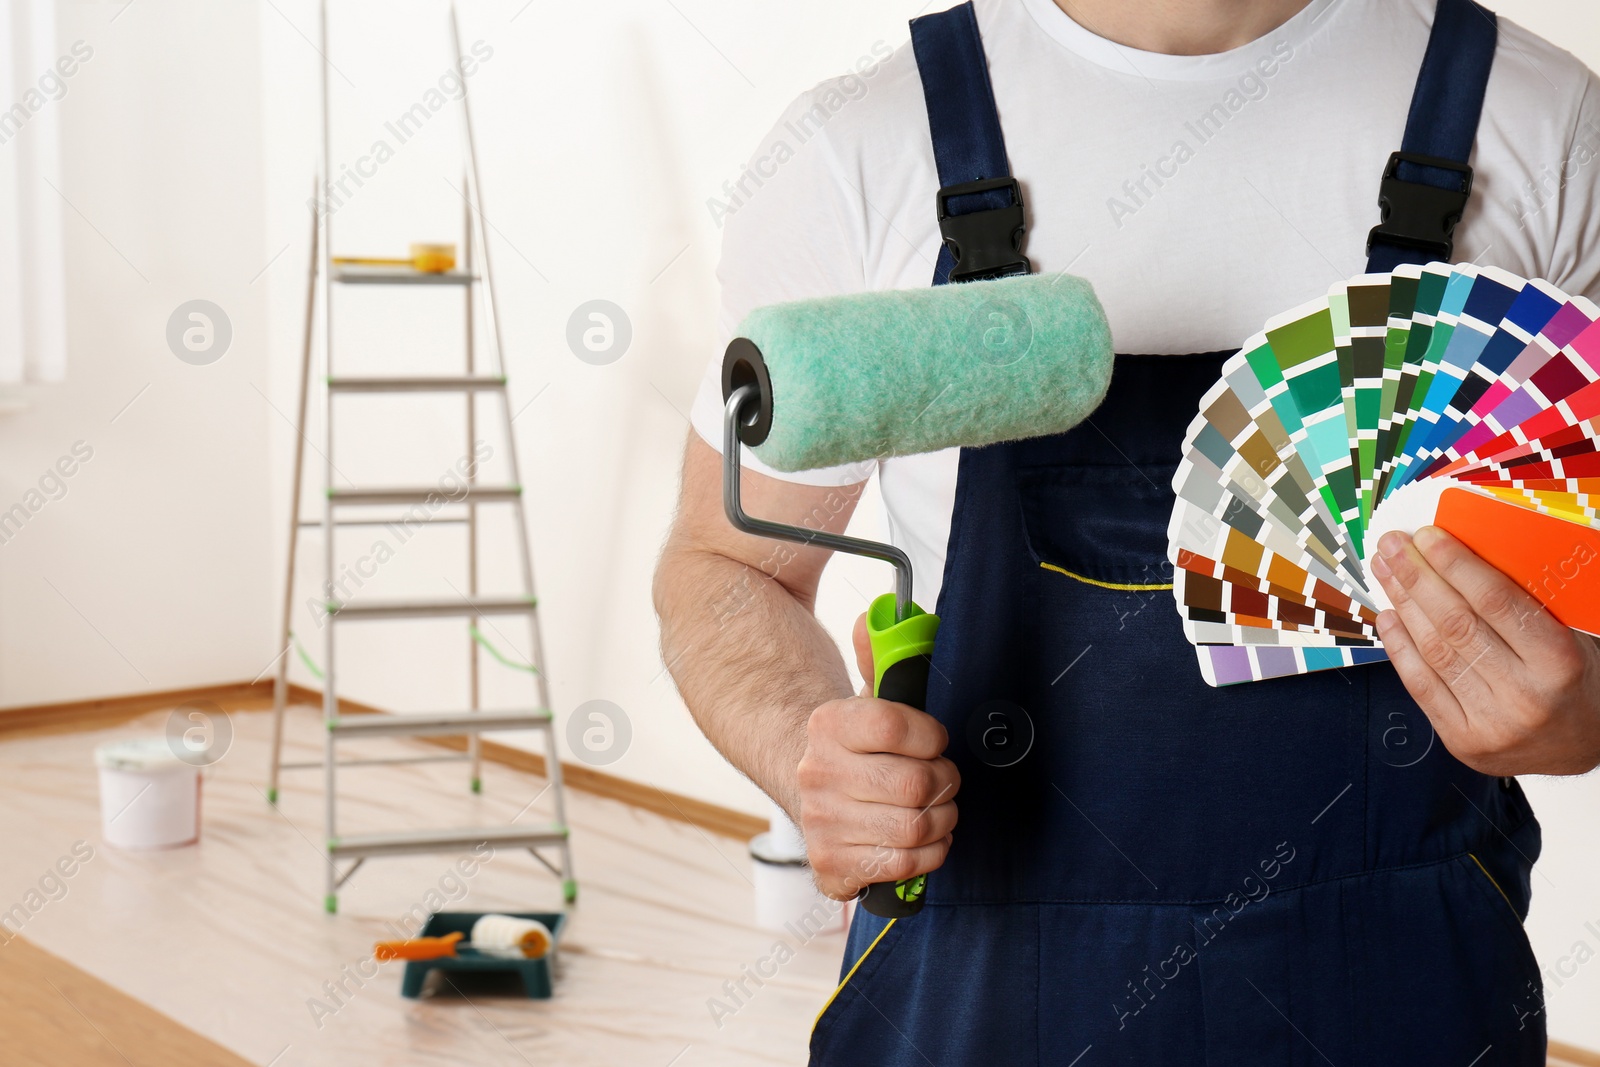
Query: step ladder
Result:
<box><xmin>264</xmin><ymin>1</ymin><xmax>575</xmax><ymax>914</ymax></box>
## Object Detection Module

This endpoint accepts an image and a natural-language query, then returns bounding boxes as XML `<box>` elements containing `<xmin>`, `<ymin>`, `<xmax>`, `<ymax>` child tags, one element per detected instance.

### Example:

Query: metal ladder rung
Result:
<box><xmin>280</xmin><ymin>753</ymin><xmax>469</xmax><ymax>770</ymax></box>
<box><xmin>328</xmin><ymin>595</ymin><xmax>536</xmax><ymax>621</ymax></box>
<box><xmin>327</xmin><ymin>375</ymin><xmax>506</xmax><ymax>393</ymax></box>
<box><xmin>330</xmin><ymin>823</ymin><xmax>568</xmax><ymax>860</ymax></box>
<box><xmin>330</xmin><ymin>709</ymin><xmax>551</xmax><ymax>738</ymax></box>
<box><xmin>329</xmin><ymin>485</ymin><xmax>521</xmax><ymax>506</ymax></box>
<box><xmin>332</xmin><ymin>266</ymin><xmax>477</xmax><ymax>286</ymax></box>
<box><xmin>298</xmin><ymin>516</ymin><xmax>469</xmax><ymax>529</ymax></box>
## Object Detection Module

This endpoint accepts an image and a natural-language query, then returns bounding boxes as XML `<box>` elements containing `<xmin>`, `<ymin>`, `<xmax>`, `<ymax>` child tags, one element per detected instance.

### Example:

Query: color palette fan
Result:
<box><xmin>1169</xmin><ymin>262</ymin><xmax>1600</xmax><ymax>686</ymax></box>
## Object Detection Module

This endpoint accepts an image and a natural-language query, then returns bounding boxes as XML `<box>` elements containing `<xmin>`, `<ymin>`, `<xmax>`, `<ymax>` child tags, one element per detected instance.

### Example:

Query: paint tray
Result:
<box><xmin>399</xmin><ymin>911</ymin><xmax>566</xmax><ymax>999</ymax></box>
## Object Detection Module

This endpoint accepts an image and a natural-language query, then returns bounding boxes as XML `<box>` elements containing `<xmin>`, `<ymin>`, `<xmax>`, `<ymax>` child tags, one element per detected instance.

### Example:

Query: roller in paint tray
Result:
<box><xmin>374</xmin><ymin>914</ymin><xmax>553</xmax><ymax>961</ymax></box>
<box><xmin>721</xmin><ymin>272</ymin><xmax>1114</xmax><ymax>918</ymax></box>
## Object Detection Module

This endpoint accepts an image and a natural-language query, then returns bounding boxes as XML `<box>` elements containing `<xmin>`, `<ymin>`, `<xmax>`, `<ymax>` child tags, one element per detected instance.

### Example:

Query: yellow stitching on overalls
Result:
<box><xmin>812</xmin><ymin>918</ymin><xmax>897</xmax><ymax>1033</ymax></box>
<box><xmin>1039</xmin><ymin>561</ymin><xmax>1175</xmax><ymax>592</ymax></box>
<box><xmin>1468</xmin><ymin>852</ymin><xmax>1516</xmax><ymax>915</ymax></box>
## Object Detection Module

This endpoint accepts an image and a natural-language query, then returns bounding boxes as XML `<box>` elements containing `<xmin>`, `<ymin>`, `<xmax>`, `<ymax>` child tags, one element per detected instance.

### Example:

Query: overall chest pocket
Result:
<box><xmin>1017</xmin><ymin>462</ymin><xmax>1178</xmax><ymax>589</ymax></box>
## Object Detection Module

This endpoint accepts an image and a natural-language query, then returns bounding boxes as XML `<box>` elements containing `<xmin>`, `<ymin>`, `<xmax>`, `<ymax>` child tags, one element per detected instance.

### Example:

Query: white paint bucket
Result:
<box><xmin>95</xmin><ymin>737</ymin><xmax>200</xmax><ymax>849</ymax></box>
<box><xmin>765</xmin><ymin>799</ymin><xmax>806</xmax><ymax>859</ymax></box>
<box><xmin>749</xmin><ymin>831</ymin><xmax>846</xmax><ymax>936</ymax></box>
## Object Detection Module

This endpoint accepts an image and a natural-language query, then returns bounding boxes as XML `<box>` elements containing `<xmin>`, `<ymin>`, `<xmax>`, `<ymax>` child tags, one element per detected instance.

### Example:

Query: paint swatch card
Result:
<box><xmin>1170</xmin><ymin>264</ymin><xmax>1600</xmax><ymax>685</ymax></box>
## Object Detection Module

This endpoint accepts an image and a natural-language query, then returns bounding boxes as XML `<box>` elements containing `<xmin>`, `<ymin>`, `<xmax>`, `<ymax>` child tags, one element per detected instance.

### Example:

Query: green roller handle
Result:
<box><xmin>858</xmin><ymin>593</ymin><xmax>941</xmax><ymax>919</ymax></box>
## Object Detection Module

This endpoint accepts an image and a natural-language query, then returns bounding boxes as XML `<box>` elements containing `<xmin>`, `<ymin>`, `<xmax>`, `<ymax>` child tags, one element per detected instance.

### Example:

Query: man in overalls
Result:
<box><xmin>655</xmin><ymin>0</ymin><xmax>1600</xmax><ymax>1061</ymax></box>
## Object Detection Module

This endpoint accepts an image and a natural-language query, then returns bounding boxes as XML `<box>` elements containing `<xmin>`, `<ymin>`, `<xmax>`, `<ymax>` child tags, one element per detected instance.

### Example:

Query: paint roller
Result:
<box><xmin>720</xmin><ymin>272</ymin><xmax>1115</xmax><ymax>918</ymax></box>
<box><xmin>374</xmin><ymin>914</ymin><xmax>553</xmax><ymax>962</ymax></box>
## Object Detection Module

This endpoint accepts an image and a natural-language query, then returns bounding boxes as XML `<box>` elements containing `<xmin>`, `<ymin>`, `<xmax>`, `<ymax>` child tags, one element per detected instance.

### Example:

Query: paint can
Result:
<box><xmin>749</xmin><ymin>822</ymin><xmax>846</xmax><ymax>936</ymax></box>
<box><xmin>94</xmin><ymin>737</ymin><xmax>200</xmax><ymax>849</ymax></box>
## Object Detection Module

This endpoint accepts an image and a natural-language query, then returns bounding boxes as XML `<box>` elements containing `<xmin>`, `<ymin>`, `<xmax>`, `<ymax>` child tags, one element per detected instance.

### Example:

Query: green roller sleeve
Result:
<box><xmin>859</xmin><ymin>593</ymin><xmax>941</xmax><ymax>919</ymax></box>
<box><xmin>722</xmin><ymin>272</ymin><xmax>1114</xmax><ymax>472</ymax></box>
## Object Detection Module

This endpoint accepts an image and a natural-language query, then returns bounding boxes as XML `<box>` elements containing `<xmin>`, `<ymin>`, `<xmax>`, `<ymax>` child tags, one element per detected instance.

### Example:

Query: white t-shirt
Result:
<box><xmin>691</xmin><ymin>0</ymin><xmax>1600</xmax><ymax>610</ymax></box>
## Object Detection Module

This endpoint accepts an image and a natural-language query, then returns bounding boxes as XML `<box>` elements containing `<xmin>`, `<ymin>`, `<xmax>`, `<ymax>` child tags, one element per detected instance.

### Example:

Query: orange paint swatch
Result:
<box><xmin>1435</xmin><ymin>487</ymin><xmax>1600</xmax><ymax>636</ymax></box>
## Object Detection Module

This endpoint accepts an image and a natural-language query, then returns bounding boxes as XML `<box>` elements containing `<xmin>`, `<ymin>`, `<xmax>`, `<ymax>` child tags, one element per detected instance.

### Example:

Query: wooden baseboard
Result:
<box><xmin>0</xmin><ymin>681</ymin><xmax>767</xmax><ymax>842</ymax></box>
<box><xmin>0</xmin><ymin>681</ymin><xmax>271</xmax><ymax>737</ymax></box>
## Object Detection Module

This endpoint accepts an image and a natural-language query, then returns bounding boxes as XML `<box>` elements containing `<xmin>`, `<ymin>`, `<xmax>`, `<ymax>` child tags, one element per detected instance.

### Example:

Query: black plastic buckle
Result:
<box><xmin>937</xmin><ymin>177</ymin><xmax>1030</xmax><ymax>282</ymax></box>
<box><xmin>1366</xmin><ymin>151</ymin><xmax>1474</xmax><ymax>261</ymax></box>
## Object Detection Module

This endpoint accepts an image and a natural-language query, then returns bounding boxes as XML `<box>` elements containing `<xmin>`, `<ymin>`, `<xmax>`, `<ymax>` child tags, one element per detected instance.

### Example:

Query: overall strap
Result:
<box><xmin>1366</xmin><ymin>0</ymin><xmax>1498</xmax><ymax>272</ymax></box>
<box><xmin>910</xmin><ymin>2</ymin><xmax>1031</xmax><ymax>285</ymax></box>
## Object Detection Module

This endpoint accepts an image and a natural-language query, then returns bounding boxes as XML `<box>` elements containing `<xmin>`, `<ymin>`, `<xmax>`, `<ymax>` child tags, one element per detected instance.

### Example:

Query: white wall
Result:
<box><xmin>1477</xmin><ymin>3</ymin><xmax>1600</xmax><ymax>1050</ymax></box>
<box><xmin>2</xmin><ymin>0</ymin><xmax>1597</xmax><ymax>1047</ymax></box>
<box><xmin>0</xmin><ymin>0</ymin><xmax>273</xmax><ymax>703</ymax></box>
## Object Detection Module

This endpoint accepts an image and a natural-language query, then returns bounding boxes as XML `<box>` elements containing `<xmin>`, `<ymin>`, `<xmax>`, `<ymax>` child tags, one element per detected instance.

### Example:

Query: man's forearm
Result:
<box><xmin>654</xmin><ymin>542</ymin><xmax>853</xmax><ymax>817</ymax></box>
<box><xmin>655</xmin><ymin>439</ymin><xmax>958</xmax><ymax>900</ymax></box>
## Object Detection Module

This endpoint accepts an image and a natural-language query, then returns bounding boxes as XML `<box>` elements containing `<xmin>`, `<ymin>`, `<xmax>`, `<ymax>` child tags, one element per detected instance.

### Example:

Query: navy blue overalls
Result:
<box><xmin>810</xmin><ymin>2</ymin><xmax>1549</xmax><ymax>1063</ymax></box>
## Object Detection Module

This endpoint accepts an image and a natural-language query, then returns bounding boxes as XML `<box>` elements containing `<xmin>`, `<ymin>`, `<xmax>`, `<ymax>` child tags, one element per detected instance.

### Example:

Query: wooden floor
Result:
<box><xmin>0</xmin><ymin>703</ymin><xmax>847</xmax><ymax>1065</ymax></box>
<box><xmin>0</xmin><ymin>935</ymin><xmax>254</xmax><ymax>1066</ymax></box>
<box><xmin>4</xmin><ymin>702</ymin><xmax>1598</xmax><ymax>1067</ymax></box>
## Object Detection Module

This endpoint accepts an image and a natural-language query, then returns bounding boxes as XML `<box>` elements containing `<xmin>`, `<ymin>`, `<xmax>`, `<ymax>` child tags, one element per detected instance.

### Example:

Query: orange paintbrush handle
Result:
<box><xmin>330</xmin><ymin>245</ymin><xmax>456</xmax><ymax>273</ymax></box>
<box><xmin>374</xmin><ymin>930</ymin><xmax>464</xmax><ymax>961</ymax></box>
<box><xmin>331</xmin><ymin>256</ymin><xmax>413</xmax><ymax>266</ymax></box>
